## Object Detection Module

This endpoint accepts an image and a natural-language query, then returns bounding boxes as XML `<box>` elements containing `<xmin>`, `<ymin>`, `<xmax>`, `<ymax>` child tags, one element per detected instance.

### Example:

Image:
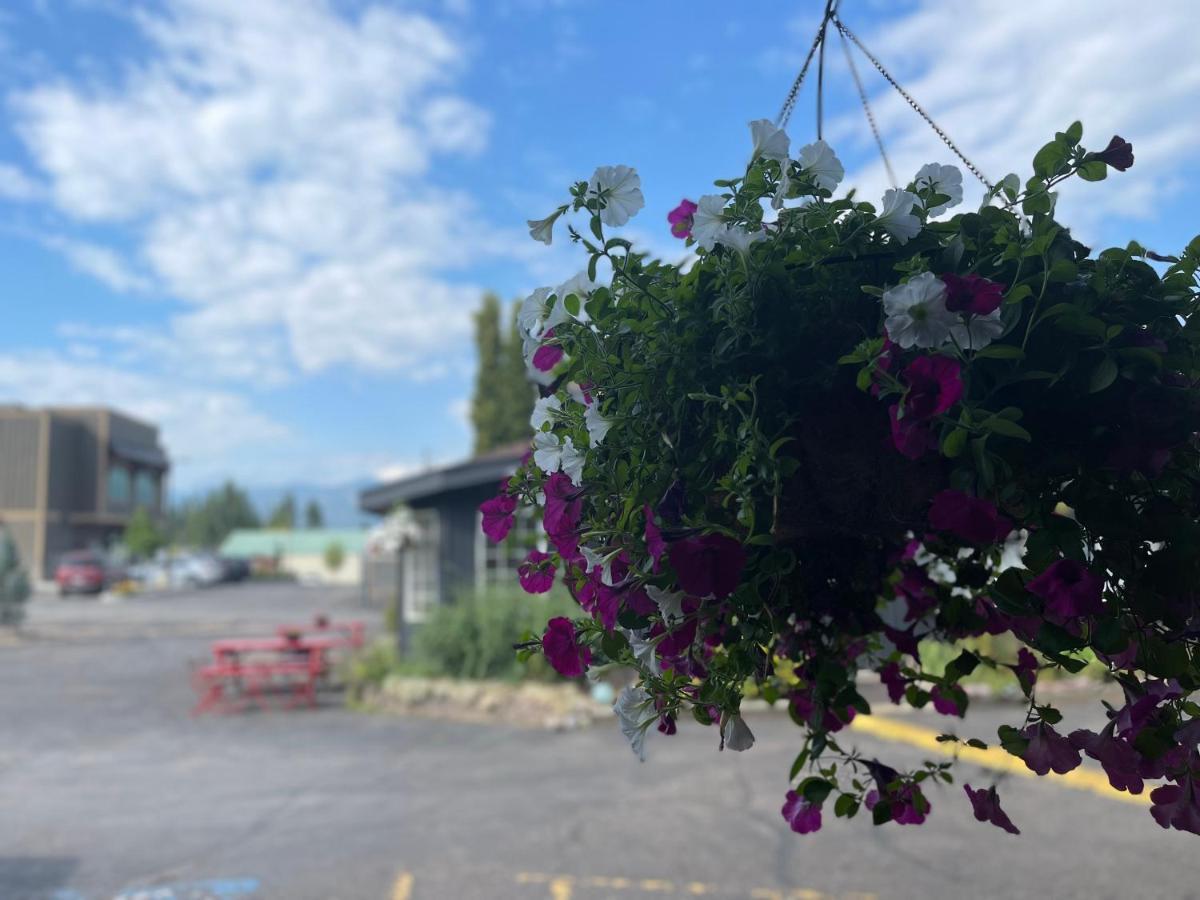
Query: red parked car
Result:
<box><xmin>54</xmin><ymin>551</ymin><xmax>108</xmax><ymax>596</ymax></box>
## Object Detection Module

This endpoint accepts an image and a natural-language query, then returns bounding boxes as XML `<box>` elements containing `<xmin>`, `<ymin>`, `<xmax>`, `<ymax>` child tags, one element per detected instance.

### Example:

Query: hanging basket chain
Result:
<box><xmin>775</xmin><ymin>1</ymin><xmax>838</xmax><ymax>129</ymax></box>
<box><xmin>833</xmin><ymin>17</ymin><xmax>993</xmax><ymax>191</ymax></box>
<box><xmin>837</xmin><ymin>26</ymin><xmax>897</xmax><ymax>189</ymax></box>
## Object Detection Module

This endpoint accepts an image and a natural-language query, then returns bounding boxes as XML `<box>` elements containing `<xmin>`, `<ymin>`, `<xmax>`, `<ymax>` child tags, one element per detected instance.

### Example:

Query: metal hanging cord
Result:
<box><xmin>775</xmin><ymin>6</ymin><xmax>992</xmax><ymax>192</ymax></box>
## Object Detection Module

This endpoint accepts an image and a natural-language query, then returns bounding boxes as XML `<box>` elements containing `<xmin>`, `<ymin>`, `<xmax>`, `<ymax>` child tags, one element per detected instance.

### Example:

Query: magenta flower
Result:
<box><xmin>644</xmin><ymin>505</ymin><xmax>666</xmax><ymax>573</ymax></box>
<box><xmin>1019</xmin><ymin>723</ymin><xmax>1082</xmax><ymax>776</ymax></box>
<box><xmin>657</xmin><ymin>714</ymin><xmax>677</xmax><ymax>735</ymax></box>
<box><xmin>864</xmin><ymin>782</ymin><xmax>929</xmax><ymax>825</ymax></box>
<box><xmin>888</xmin><ymin>404</ymin><xmax>937</xmax><ymax>459</ymax></box>
<box><xmin>1068</xmin><ymin>728</ymin><xmax>1144</xmax><ymax>794</ymax></box>
<box><xmin>1027</xmin><ymin>559</ymin><xmax>1104</xmax><ymax>619</ymax></box>
<box><xmin>667</xmin><ymin>198</ymin><xmax>698</xmax><ymax>239</ymax></box>
<box><xmin>1096</xmin><ymin>135</ymin><xmax>1134</xmax><ymax>172</ymax></box>
<box><xmin>578</xmin><ymin>578</ymin><xmax>620</xmax><ymax>631</ymax></box>
<box><xmin>1150</xmin><ymin>778</ymin><xmax>1200</xmax><ymax>835</ymax></box>
<box><xmin>1012</xmin><ymin>647</ymin><xmax>1038</xmax><ymax>694</ymax></box>
<box><xmin>930</xmin><ymin>685</ymin><xmax>963</xmax><ymax>717</ymax></box>
<box><xmin>901</xmin><ymin>355</ymin><xmax>963</xmax><ymax>420</ymax></box>
<box><xmin>879</xmin><ymin>663</ymin><xmax>906</xmax><ymax>704</ymax></box>
<box><xmin>941</xmin><ymin>273</ymin><xmax>1006</xmax><ymax>316</ymax></box>
<box><xmin>928</xmin><ymin>489</ymin><xmax>1012</xmax><ymax>545</ymax></box>
<box><xmin>667</xmin><ymin>533</ymin><xmax>746</xmax><ymax>599</ymax></box>
<box><xmin>780</xmin><ymin>791</ymin><xmax>823</xmax><ymax>834</ymax></box>
<box><xmin>532</xmin><ymin>338</ymin><xmax>565</xmax><ymax>372</ymax></box>
<box><xmin>791</xmin><ymin>692</ymin><xmax>856</xmax><ymax>733</ymax></box>
<box><xmin>518</xmin><ymin>549</ymin><xmax>556</xmax><ymax>594</ymax></box>
<box><xmin>963</xmin><ymin>784</ymin><xmax>1020</xmax><ymax>835</ymax></box>
<box><xmin>541</xmin><ymin>616</ymin><xmax>591</xmax><ymax>677</ymax></box>
<box><xmin>543</xmin><ymin>472</ymin><xmax>582</xmax><ymax>560</ymax></box>
<box><xmin>479</xmin><ymin>492</ymin><xmax>517</xmax><ymax>543</ymax></box>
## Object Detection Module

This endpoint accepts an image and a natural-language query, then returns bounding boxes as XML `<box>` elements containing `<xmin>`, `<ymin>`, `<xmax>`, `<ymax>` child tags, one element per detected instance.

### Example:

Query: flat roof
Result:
<box><xmin>359</xmin><ymin>443</ymin><xmax>525</xmax><ymax>514</ymax></box>
<box><xmin>220</xmin><ymin>528</ymin><xmax>368</xmax><ymax>558</ymax></box>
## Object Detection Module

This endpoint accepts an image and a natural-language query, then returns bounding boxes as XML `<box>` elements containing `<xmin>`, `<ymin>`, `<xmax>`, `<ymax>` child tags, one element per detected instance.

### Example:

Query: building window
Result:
<box><xmin>107</xmin><ymin>465</ymin><xmax>131</xmax><ymax>509</ymax></box>
<box><xmin>476</xmin><ymin>505</ymin><xmax>544</xmax><ymax>589</ymax></box>
<box><xmin>134</xmin><ymin>471</ymin><xmax>158</xmax><ymax>510</ymax></box>
<box><xmin>402</xmin><ymin>509</ymin><xmax>440</xmax><ymax>624</ymax></box>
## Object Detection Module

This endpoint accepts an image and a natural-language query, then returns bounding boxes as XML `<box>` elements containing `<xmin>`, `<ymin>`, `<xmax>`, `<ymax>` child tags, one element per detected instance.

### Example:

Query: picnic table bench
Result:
<box><xmin>191</xmin><ymin>629</ymin><xmax>361</xmax><ymax>715</ymax></box>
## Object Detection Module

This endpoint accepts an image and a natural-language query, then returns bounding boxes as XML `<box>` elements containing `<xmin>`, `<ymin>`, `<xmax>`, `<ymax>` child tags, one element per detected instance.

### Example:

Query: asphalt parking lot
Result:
<box><xmin>1</xmin><ymin>583</ymin><xmax>1198</xmax><ymax>900</ymax></box>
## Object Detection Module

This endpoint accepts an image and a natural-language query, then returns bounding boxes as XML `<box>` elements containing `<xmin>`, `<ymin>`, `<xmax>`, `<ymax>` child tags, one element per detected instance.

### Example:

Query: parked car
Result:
<box><xmin>168</xmin><ymin>553</ymin><xmax>224</xmax><ymax>589</ymax></box>
<box><xmin>54</xmin><ymin>551</ymin><xmax>108</xmax><ymax>596</ymax></box>
<box><xmin>218</xmin><ymin>556</ymin><xmax>251</xmax><ymax>582</ymax></box>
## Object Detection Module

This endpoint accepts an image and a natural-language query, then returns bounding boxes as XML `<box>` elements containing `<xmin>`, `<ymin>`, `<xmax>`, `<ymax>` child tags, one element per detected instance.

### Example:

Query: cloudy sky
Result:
<box><xmin>0</xmin><ymin>0</ymin><xmax>1197</xmax><ymax>493</ymax></box>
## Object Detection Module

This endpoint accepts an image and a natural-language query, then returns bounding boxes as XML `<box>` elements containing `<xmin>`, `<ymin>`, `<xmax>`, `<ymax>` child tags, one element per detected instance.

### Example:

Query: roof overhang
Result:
<box><xmin>359</xmin><ymin>450</ymin><xmax>523</xmax><ymax>514</ymax></box>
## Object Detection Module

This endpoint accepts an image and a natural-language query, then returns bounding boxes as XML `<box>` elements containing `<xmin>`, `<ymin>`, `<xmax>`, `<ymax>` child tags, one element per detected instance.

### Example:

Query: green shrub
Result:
<box><xmin>0</xmin><ymin>528</ymin><xmax>30</xmax><ymax>628</ymax></box>
<box><xmin>412</xmin><ymin>587</ymin><xmax>577</xmax><ymax>681</ymax></box>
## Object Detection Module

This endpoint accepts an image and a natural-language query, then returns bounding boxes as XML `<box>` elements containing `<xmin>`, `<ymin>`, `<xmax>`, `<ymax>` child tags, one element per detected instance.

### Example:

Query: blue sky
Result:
<box><xmin>0</xmin><ymin>0</ymin><xmax>1196</xmax><ymax>494</ymax></box>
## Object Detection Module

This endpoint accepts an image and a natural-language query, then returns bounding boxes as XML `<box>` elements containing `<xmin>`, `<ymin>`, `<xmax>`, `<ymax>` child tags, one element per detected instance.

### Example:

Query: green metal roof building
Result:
<box><xmin>219</xmin><ymin>528</ymin><xmax>368</xmax><ymax>586</ymax></box>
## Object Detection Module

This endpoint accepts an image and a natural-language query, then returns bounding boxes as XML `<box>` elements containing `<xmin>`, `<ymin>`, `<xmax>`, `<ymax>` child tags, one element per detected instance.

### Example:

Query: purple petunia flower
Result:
<box><xmin>667</xmin><ymin>533</ymin><xmax>746</xmax><ymax>599</ymax></box>
<box><xmin>479</xmin><ymin>492</ymin><xmax>517</xmax><ymax>543</ymax></box>
<box><xmin>667</xmin><ymin>198</ymin><xmax>698</xmax><ymax>239</ymax></box>
<box><xmin>1026</xmin><ymin>559</ymin><xmax>1104</xmax><ymax>620</ymax></box>
<box><xmin>541</xmin><ymin>616</ymin><xmax>591</xmax><ymax>677</ymax></box>
<box><xmin>963</xmin><ymin>783</ymin><xmax>1020</xmax><ymax>834</ymax></box>
<box><xmin>888</xmin><ymin>404</ymin><xmax>937</xmax><ymax>460</ymax></box>
<box><xmin>781</xmin><ymin>791</ymin><xmax>823</xmax><ymax>834</ymax></box>
<box><xmin>518</xmin><ymin>549</ymin><xmax>556</xmax><ymax>594</ymax></box>
<box><xmin>928</xmin><ymin>489</ymin><xmax>1013</xmax><ymax>545</ymax></box>
<box><xmin>1019</xmin><ymin>723</ymin><xmax>1082</xmax><ymax>776</ymax></box>
<box><xmin>941</xmin><ymin>273</ymin><xmax>1006</xmax><ymax>316</ymax></box>
<box><xmin>902</xmin><ymin>355</ymin><xmax>963</xmax><ymax>420</ymax></box>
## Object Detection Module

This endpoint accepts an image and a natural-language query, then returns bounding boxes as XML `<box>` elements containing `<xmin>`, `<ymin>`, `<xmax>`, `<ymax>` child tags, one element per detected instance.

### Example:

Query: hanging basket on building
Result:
<box><xmin>481</xmin><ymin>4</ymin><xmax>1200</xmax><ymax>839</ymax></box>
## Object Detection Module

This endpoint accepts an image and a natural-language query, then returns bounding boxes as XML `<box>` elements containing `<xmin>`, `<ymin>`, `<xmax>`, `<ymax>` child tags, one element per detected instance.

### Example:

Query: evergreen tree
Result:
<box><xmin>304</xmin><ymin>500</ymin><xmax>325</xmax><ymax>528</ymax></box>
<box><xmin>267</xmin><ymin>493</ymin><xmax>296</xmax><ymax>530</ymax></box>
<box><xmin>0</xmin><ymin>527</ymin><xmax>30</xmax><ymax>627</ymax></box>
<box><xmin>471</xmin><ymin>293</ymin><xmax>535</xmax><ymax>453</ymax></box>
<box><xmin>123</xmin><ymin>506</ymin><xmax>165</xmax><ymax>558</ymax></box>
<box><xmin>177</xmin><ymin>481</ymin><xmax>261</xmax><ymax>548</ymax></box>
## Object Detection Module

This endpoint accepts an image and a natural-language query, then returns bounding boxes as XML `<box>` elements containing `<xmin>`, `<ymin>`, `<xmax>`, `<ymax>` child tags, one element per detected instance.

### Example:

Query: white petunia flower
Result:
<box><xmin>519</xmin><ymin>287</ymin><xmax>553</xmax><ymax>339</ymax></box>
<box><xmin>555</xmin><ymin>271</ymin><xmax>596</xmax><ymax>323</ymax></box>
<box><xmin>532</xmin><ymin>431</ymin><xmax>586</xmax><ymax>485</ymax></box>
<box><xmin>721</xmin><ymin>713</ymin><xmax>756</xmax><ymax>752</ymax></box>
<box><xmin>542</xmin><ymin>295</ymin><xmax>573</xmax><ymax>334</ymax></box>
<box><xmin>876</xmin><ymin>189</ymin><xmax>922</xmax><ymax>244</ymax></box>
<box><xmin>614</xmin><ymin>685</ymin><xmax>654</xmax><ymax>761</ymax></box>
<box><xmin>584</xmin><ymin>403</ymin><xmax>611</xmax><ymax>447</ymax></box>
<box><xmin>527</xmin><ymin>209</ymin><xmax>563</xmax><ymax>245</ymax></box>
<box><xmin>588</xmin><ymin>165</ymin><xmax>645</xmax><ymax>227</ymax></box>
<box><xmin>913</xmin><ymin>163</ymin><xmax>963</xmax><ymax>216</ymax></box>
<box><xmin>797</xmin><ymin>139</ymin><xmax>844</xmax><ymax>193</ymax></box>
<box><xmin>950</xmin><ymin>309</ymin><xmax>1005</xmax><ymax>351</ymax></box>
<box><xmin>622</xmin><ymin>627</ymin><xmax>658</xmax><ymax>670</ymax></box>
<box><xmin>532</xmin><ymin>430</ymin><xmax>563</xmax><ymax>474</ymax></box>
<box><xmin>882</xmin><ymin>272</ymin><xmax>957</xmax><ymax>349</ymax></box>
<box><xmin>748</xmin><ymin>118</ymin><xmax>790</xmax><ymax>164</ymax></box>
<box><xmin>714</xmin><ymin>225</ymin><xmax>765</xmax><ymax>256</ymax></box>
<box><xmin>560</xmin><ymin>436</ymin><xmax>586</xmax><ymax>486</ymax></box>
<box><xmin>691</xmin><ymin>194</ymin><xmax>728</xmax><ymax>251</ymax></box>
<box><xmin>771</xmin><ymin>162</ymin><xmax>792</xmax><ymax>211</ymax></box>
<box><xmin>530</xmin><ymin>395</ymin><xmax>562</xmax><ymax>430</ymax></box>
<box><xmin>646</xmin><ymin>585</ymin><xmax>686</xmax><ymax>623</ymax></box>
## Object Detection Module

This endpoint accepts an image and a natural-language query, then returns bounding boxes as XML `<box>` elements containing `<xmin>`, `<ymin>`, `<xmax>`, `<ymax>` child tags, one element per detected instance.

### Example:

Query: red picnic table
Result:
<box><xmin>192</xmin><ymin>633</ymin><xmax>350</xmax><ymax>715</ymax></box>
<box><xmin>275</xmin><ymin>619</ymin><xmax>366</xmax><ymax>649</ymax></box>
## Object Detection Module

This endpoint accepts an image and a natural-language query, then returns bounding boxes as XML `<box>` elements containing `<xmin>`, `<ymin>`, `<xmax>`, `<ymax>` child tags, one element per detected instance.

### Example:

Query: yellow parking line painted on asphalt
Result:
<box><xmin>391</xmin><ymin>870</ymin><xmax>414</xmax><ymax>900</ymax></box>
<box><xmin>849</xmin><ymin>713</ymin><xmax>1150</xmax><ymax>806</ymax></box>
<box><xmin>549</xmin><ymin>875</ymin><xmax>573</xmax><ymax>900</ymax></box>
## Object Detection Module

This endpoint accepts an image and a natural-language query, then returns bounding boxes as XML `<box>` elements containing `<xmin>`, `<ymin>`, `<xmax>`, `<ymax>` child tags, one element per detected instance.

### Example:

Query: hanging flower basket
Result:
<box><xmin>483</xmin><ymin>97</ymin><xmax>1200</xmax><ymax>839</ymax></box>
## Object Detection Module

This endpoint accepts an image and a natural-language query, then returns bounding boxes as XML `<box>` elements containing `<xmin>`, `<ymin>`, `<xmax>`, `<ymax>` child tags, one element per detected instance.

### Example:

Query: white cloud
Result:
<box><xmin>0</xmin><ymin>162</ymin><xmax>42</xmax><ymax>200</ymax></box>
<box><xmin>0</xmin><ymin>352</ymin><xmax>289</xmax><ymax>490</ymax></box>
<box><xmin>40</xmin><ymin>235</ymin><xmax>152</xmax><ymax>293</ymax></box>
<box><xmin>11</xmin><ymin>0</ymin><xmax>495</xmax><ymax>381</ymax></box>
<box><xmin>796</xmin><ymin>0</ymin><xmax>1200</xmax><ymax>246</ymax></box>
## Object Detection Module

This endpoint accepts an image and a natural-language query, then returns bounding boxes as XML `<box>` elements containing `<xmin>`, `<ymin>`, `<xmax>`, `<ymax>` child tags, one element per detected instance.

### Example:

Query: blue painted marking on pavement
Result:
<box><xmin>111</xmin><ymin>877</ymin><xmax>260</xmax><ymax>899</ymax></box>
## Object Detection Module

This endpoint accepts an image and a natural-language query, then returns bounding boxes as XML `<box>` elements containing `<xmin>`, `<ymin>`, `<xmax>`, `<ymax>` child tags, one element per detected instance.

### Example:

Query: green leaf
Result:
<box><xmin>945</xmin><ymin>650</ymin><xmax>980</xmax><ymax>681</ymax></box>
<box><xmin>981</xmin><ymin>416</ymin><xmax>1032</xmax><ymax>442</ymax></box>
<box><xmin>833</xmin><ymin>793</ymin><xmax>859</xmax><ymax>819</ymax></box>
<box><xmin>871</xmin><ymin>799</ymin><xmax>894</xmax><ymax>826</ymax></box>
<box><xmin>1089</xmin><ymin>356</ymin><xmax>1119</xmax><ymax>393</ymax></box>
<box><xmin>589</xmin><ymin>215</ymin><xmax>604</xmax><ymax>242</ymax></box>
<box><xmin>941</xmin><ymin>427</ymin><xmax>968</xmax><ymax>458</ymax></box>
<box><xmin>1005</xmin><ymin>283</ymin><xmax>1034</xmax><ymax>305</ymax></box>
<box><xmin>1077</xmin><ymin>160</ymin><xmax>1108</xmax><ymax>182</ymax></box>
<box><xmin>1047</xmin><ymin>259</ymin><xmax>1078</xmax><ymax>283</ymax></box>
<box><xmin>965</xmin><ymin>738</ymin><xmax>989</xmax><ymax>750</ymax></box>
<box><xmin>974</xmin><ymin>344</ymin><xmax>1025</xmax><ymax>360</ymax></box>
<box><xmin>1033</xmin><ymin>140</ymin><xmax>1068</xmax><ymax>178</ymax></box>
<box><xmin>801</xmin><ymin>778</ymin><xmax>834</xmax><ymax>805</ymax></box>
<box><xmin>1064</xmin><ymin>121</ymin><xmax>1083</xmax><ymax>144</ymax></box>
<box><xmin>789</xmin><ymin>749</ymin><xmax>810</xmax><ymax>781</ymax></box>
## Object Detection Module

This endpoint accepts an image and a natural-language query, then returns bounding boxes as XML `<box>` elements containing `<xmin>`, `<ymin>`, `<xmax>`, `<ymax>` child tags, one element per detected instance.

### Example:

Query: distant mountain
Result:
<box><xmin>244</xmin><ymin>481</ymin><xmax>378</xmax><ymax>528</ymax></box>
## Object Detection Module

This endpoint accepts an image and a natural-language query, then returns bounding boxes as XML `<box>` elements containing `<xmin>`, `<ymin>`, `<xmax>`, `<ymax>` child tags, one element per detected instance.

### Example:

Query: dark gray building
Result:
<box><xmin>0</xmin><ymin>406</ymin><xmax>169</xmax><ymax>579</ymax></box>
<box><xmin>359</xmin><ymin>442</ymin><xmax>533</xmax><ymax>632</ymax></box>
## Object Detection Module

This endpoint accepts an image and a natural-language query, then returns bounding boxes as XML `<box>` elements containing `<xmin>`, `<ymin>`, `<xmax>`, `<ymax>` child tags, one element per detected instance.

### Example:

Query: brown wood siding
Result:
<box><xmin>0</xmin><ymin>415</ymin><xmax>42</xmax><ymax>509</ymax></box>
